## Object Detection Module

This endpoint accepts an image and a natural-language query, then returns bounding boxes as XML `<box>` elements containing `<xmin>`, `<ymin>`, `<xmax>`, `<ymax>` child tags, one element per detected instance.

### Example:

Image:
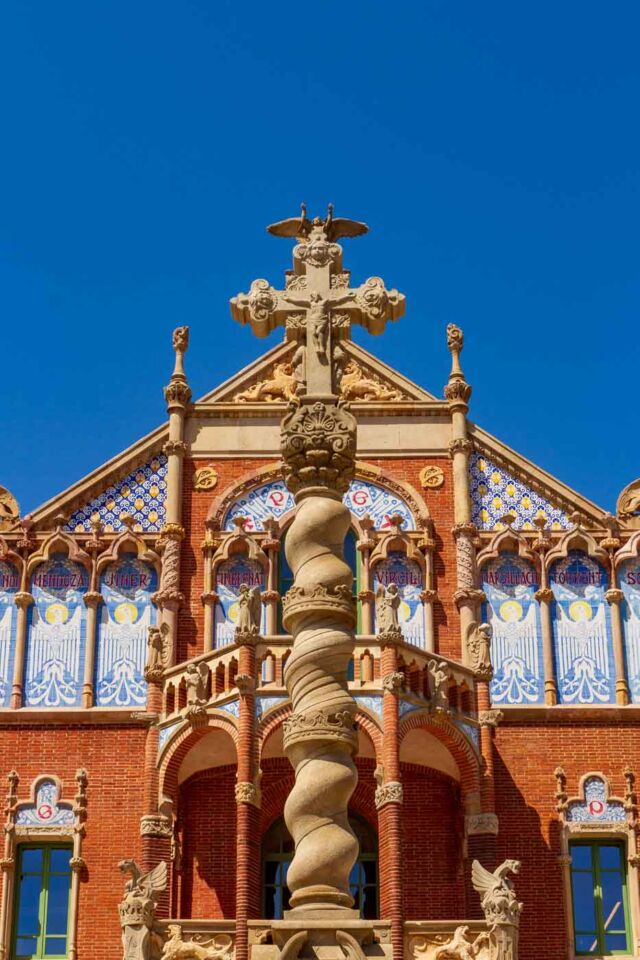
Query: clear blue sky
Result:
<box><xmin>1</xmin><ymin>1</ymin><xmax>637</xmax><ymax>514</ymax></box>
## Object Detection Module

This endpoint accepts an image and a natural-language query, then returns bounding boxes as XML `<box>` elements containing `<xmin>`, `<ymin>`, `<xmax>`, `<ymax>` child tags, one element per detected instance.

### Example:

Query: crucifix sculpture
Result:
<box><xmin>231</xmin><ymin>206</ymin><xmax>405</xmax><ymax>921</ymax></box>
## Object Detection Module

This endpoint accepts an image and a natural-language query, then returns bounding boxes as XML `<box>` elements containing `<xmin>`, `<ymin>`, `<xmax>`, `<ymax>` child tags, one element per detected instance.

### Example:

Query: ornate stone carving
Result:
<box><xmin>382</xmin><ymin>671</ymin><xmax>405</xmax><ymax>693</ymax></box>
<box><xmin>234</xmin><ymin>362</ymin><xmax>299</xmax><ymax>403</ymax></box>
<box><xmin>235</xmin><ymin>584</ymin><xmax>262</xmax><ymax>640</ymax></box>
<box><xmin>281</xmin><ymin>400</ymin><xmax>357</xmax><ymax>496</ymax></box>
<box><xmin>479</xmin><ymin>710</ymin><xmax>504</xmax><ymax>728</ymax></box>
<box><xmin>182</xmin><ymin>662</ymin><xmax>208</xmax><ymax>723</ymax></box>
<box><xmin>420</xmin><ymin>465</ymin><xmax>445</xmax><ymax>489</ymax></box>
<box><xmin>413</xmin><ymin>924</ymin><xmax>490</xmax><ymax>960</ymax></box>
<box><xmin>193</xmin><ymin>467</ymin><xmax>219</xmax><ymax>491</ymax></box>
<box><xmin>448</xmin><ymin>438</ymin><xmax>473</xmax><ymax>457</ymax></box>
<box><xmin>163</xmin><ymin>440</ymin><xmax>188</xmax><ymax>457</ymax></box>
<box><xmin>429</xmin><ymin>660</ymin><xmax>450</xmax><ymax>713</ymax></box>
<box><xmin>173</xmin><ymin>326</ymin><xmax>189</xmax><ymax>353</ymax></box>
<box><xmin>339</xmin><ymin>360</ymin><xmax>405</xmax><ymax>402</ymax></box>
<box><xmin>118</xmin><ymin>859</ymin><xmax>167</xmax><ymax>960</ymax></box>
<box><xmin>534</xmin><ymin>587</ymin><xmax>553</xmax><ymax>603</ymax></box>
<box><xmin>140</xmin><ymin>814</ymin><xmax>173</xmax><ymax>839</ymax></box>
<box><xmin>235</xmin><ymin>781</ymin><xmax>260</xmax><ymax>807</ymax></box>
<box><xmin>283</xmin><ymin>709</ymin><xmax>358</xmax><ymax>751</ymax></box>
<box><xmin>471</xmin><ymin>859</ymin><xmax>522</xmax><ymax>928</ymax></box>
<box><xmin>467</xmin><ymin>622</ymin><xmax>493</xmax><ymax>681</ymax></box>
<box><xmin>163</xmin><ymin>380</ymin><xmax>192</xmax><ymax>408</ymax></box>
<box><xmin>444</xmin><ymin>379</ymin><xmax>472</xmax><ymax>405</ymax></box>
<box><xmin>375</xmin><ymin>583</ymin><xmax>402</xmax><ymax>635</ymax></box>
<box><xmin>161</xmin><ymin>924</ymin><xmax>233</xmax><ymax>960</ymax></box>
<box><xmin>144</xmin><ymin>624</ymin><xmax>171</xmax><ymax>683</ymax></box>
<box><xmin>617</xmin><ymin>477</ymin><xmax>640</xmax><ymax>518</ymax></box>
<box><xmin>375</xmin><ymin>780</ymin><xmax>403</xmax><ymax>809</ymax></box>
<box><xmin>155</xmin><ymin>534</ymin><xmax>184</xmax><ymax>609</ymax></box>
<box><xmin>447</xmin><ymin>324</ymin><xmax>464</xmax><ymax>352</ymax></box>
<box><xmin>0</xmin><ymin>486</ymin><xmax>20</xmax><ymax>531</ymax></box>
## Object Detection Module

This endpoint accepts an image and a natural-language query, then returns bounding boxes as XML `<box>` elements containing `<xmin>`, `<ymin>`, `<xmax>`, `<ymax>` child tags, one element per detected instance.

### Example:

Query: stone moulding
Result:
<box><xmin>283</xmin><ymin>708</ymin><xmax>358</xmax><ymax>752</ymax></box>
<box><xmin>281</xmin><ymin>583</ymin><xmax>356</xmax><ymax>632</ymax></box>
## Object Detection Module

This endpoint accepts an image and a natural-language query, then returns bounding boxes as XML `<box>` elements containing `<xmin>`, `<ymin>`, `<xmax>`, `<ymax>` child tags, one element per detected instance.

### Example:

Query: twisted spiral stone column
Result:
<box><xmin>280</xmin><ymin>400</ymin><xmax>359</xmax><ymax>915</ymax></box>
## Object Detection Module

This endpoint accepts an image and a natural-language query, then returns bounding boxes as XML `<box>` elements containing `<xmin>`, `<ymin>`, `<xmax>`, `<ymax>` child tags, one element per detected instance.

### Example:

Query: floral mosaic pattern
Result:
<box><xmin>66</xmin><ymin>455</ymin><xmax>168</xmax><ymax>533</ymax></box>
<box><xmin>470</xmin><ymin>452</ymin><xmax>570</xmax><ymax>531</ymax></box>
<box><xmin>566</xmin><ymin>776</ymin><xmax>626</xmax><ymax>823</ymax></box>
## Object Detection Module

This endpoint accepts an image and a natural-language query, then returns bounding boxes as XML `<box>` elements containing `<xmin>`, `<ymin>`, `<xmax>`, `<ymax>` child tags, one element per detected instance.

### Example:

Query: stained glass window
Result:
<box><xmin>570</xmin><ymin>841</ymin><xmax>630</xmax><ymax>955</ymax></box>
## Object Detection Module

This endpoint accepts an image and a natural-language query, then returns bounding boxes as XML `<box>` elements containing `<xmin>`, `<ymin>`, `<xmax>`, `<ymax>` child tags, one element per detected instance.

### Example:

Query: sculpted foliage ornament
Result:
<box><xmin>281</xmin><ymin>400</ymin><xmax>357</xmax><ymax>496</ymax></box>
<box><xmin>193</xmin><ymin>467</ymin><xmax>219</xmax><ymax>491</ymax></box>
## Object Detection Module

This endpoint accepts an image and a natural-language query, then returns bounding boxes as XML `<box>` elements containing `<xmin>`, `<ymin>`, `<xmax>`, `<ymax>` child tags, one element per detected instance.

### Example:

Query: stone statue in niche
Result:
<box><xmin>144</xmin><ymin>624</ymin><xmax>170</xmax><ymax>683</ymax></box>
<box><xmin>429</xmin><ymin>659</ymin><xmax>450</xmax><ymax>713</ymax></box>
<box><xmin>235</xmin><ymin>583</ymin><xmax>262</xmax><ymax>637</ymax></box>
<box><xmin>467</xmin><ymin>622</ymin><xmax>493</xmax><ymax>681</ymax></box>
<box><xmin>375</xmin><ymin>583</ymin><xmax>401</xmax><ymax>635</ymax></box>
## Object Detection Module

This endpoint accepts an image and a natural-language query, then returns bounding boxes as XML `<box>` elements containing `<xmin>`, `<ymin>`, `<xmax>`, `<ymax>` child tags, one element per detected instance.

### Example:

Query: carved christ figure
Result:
<box><xmin>236</xmin><ymin>583</ymin><xmax>262</xmax><ymax>636</ymax></box>
<box><xmin>282</xmin><ymin>290</ymin><xmax>354</xmax><ymax>365</ymax></box>
<box><xmin>375</xmin><ymin>583</ymin><xmax>401</xmax><ymax>634</ymax></box>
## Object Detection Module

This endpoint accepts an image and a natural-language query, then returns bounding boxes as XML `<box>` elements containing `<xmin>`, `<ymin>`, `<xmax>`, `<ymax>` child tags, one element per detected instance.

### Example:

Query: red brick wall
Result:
<box><xmin>400</xmin><ymin>762</ymin><xmax>465</xmax><ymax>919</ymax></box>
<box><xmin>0</xmin><ymin>723</ymin><xmax>147</xmax><ymax>960</ymax></box>
<box><xmin>494</xmin><ymin>721</ymin><xmax>640</xmax><ymax>960</ymax></box>
<box><xmin>178</xmin><ymin>764</ymin><xmax>237</xmax><ymax>918</ymax></box>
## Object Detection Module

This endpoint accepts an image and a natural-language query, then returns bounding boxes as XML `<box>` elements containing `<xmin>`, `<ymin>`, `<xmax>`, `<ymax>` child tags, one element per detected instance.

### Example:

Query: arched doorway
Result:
<box><xmin>262</xmin><ymin>814</ymin><xmax>378</xmax><ymax>919</ymax></box>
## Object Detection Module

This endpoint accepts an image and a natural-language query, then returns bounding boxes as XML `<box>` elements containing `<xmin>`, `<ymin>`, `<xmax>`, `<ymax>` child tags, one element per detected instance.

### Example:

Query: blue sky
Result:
<box><xmin>1</xmin><ymin>1</ymin><xmax>637</xmax><ymax>514</ymax></box>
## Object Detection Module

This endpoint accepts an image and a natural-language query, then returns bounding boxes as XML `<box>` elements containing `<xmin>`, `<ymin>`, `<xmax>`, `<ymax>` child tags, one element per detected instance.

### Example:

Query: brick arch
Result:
<box><xmin>398</xmin><ymin>710</ymin><xmax>480</xmax><ymax>798</ymax></box>
<box><xmin>159</xmin><ymin>712</ymin><xmax>238</xmax><ymax>803</ymax></box>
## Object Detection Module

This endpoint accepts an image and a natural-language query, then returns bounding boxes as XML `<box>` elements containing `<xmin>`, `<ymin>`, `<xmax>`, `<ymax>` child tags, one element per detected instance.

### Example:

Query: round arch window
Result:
<box><xmin>262</xmin><ymin>813</ymin><xmax>378</xmax><ymax>919</ymax></box>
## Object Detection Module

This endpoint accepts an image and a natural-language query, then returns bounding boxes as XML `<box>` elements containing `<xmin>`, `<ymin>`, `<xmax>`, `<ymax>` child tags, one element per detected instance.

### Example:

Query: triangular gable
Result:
<box><xmin>469</xmin><ymin>423</ymin><xmax>606</xmax><ymax>529</ymax></box>
<box><xmin>196</xmin><ymin>339</ymin><xmax>436</xmax><ymax>405</ymax></box>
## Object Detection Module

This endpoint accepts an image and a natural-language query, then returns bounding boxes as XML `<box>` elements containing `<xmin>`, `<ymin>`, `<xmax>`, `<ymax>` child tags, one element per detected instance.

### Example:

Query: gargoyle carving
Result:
<box><xmin>471</xmin><ymin>859</ymin><xmax>522</xmax><ymax>928</ymax></box>
<box><xmin>118</xmin><ymin>860</ymin><xmax>167</xmax><ymax>960</ymax></box>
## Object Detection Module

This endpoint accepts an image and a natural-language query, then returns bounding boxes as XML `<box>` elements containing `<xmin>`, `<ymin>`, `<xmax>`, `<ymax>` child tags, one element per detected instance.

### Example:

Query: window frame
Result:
<box><xmin>570</xmin><ymin>839</ymin><xmax>632</xmax><ymax>956</ymax></box>
<box><xmin>12</xmin><ymin>843</ymin><xmax>72</xmax><ymax>960</ymax></box>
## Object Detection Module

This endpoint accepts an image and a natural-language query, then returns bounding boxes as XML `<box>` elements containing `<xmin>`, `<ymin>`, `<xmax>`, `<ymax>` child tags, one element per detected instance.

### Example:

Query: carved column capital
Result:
<box><xmin>465</xmin><ymin>812</ymin><xmax>499</xmax><ymax>836</ymax></box>
<box><xmin>235</xmin><ymin>673</ymin><xmax>254</xmax><ymax>695</ymax></box>
<box><xmin>164</xmin><ymin>379</ymin><xmax>192</xmax><ymax>410</ymax></box>
<box><xmin>479</xmin><ymin>709</ymin><xmax>504</xmax><ymax>728</ymax></box>
<box><xmin>448</xmin><ymin>437</ymin><xmax>473</xmax><ymax>457</ymax></box>
<box><xmin>606</xmin><ymin>588</ymin><xmax>624</xmax><ymax>605</ymax></box>
<box><xmin>375</xmin><ymin>781</ymin><xmax>403</xmax><ymax>809</ymax></box>
<box><xmin>377</xmin><ymin>626</ymin><xmax>404</xmax><ymax>648</ymax></box>
<box><xmin>70</xmin><ymin>856</ymin><xmax>85</xmax><ymax>873</ymax></box>
<box><xmin>200</xmin><ymin>591</ymin><xmax>219</xmax><ymax>606</ymax></box>
<box><xmin>163</xmin><ymin>439</ymin><xmax>189</xmax><ymax>457</ymax></box>
<box><xmin>235</xmin><ymin>782</ymin><xmax>261</xmax><ymax>808</ymax></box>
<box><xmin>534</xmin><ymin>587</ymin><xmax>554</xmax><ymax>603</ymax></box>
<box><xmin>139</xmin><ymin>814</ymin><xmax>173</xmax><ymax>838</ymax></box>
<box><xmin>159</xmin><ymin>523</ymin><xmax>185</xmax><ymax>542</ymax></box>
<box><xmin>382</xmin><ymin>671</ymin><xmax>404</xmax><ymax>693</ymax></box>
<box><xmin>0</xmin><ymin>856</ymin><xmax>14</xmax><ymax>872</ymax></box>
<box><xmin>83</xmin><ymin>591</ymin><xmax>103</xmax><ymax>609</ymax></box>
<box><xmin>14</xmin><ymin>591</ymin><xmax>33</xmax><ymax>610</ymax></box>
<box><xmin>444</xmin><ymin>379</ymin><xmax>472</xmax><ymax>409</ymax></box>
<box><xmin>454</xmin><ymin>588</ymin><xmax>485</xmax><ymax>609</ymax></box>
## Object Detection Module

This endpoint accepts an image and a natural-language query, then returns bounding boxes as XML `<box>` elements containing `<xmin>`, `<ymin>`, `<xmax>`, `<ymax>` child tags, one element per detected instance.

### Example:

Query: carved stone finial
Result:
<box><xmin>0</xmin><ymin>486</ymin><xmax>20</xmax><ymax>532</ymax></box>
<box><xmin>444</xmin><ymin>323</ymin><xmax>471</xmax><ymax>410</ymax></box>
<box><xmin>164</xmin><ymin>326</ymin><xmax>191</xmax><ymax>410</ymax></box>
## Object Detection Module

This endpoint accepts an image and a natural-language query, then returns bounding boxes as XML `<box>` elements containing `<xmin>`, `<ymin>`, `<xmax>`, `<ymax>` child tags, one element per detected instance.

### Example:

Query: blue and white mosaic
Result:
<box><xmin>551</xmin><ymin>553</ymin><xmax>614</xmax><ymax>705</ymax></box>
<box><xmin>620</xmin><ymin>559</ymin><xmax>640</xmax><ymax>704</ymax></box>
<box><xmin>455</xmin><ymin>719</ymin><xmax>480</xmax><ymax>750</ymax></box>
<box><xmin>158</xmin><ymin>720</ymin><xmax>181</xmax><ymax>753</ymax></box>
<box><xmin>96</xmin><ymin>555</ymin><xmax>157</xmax><ymax>707</ymax></box>
<box><xmin>354</xmin><ymin>694</ymin><xmax>383</xmax><ymax>717</ymax></box>
<box><xmin>482</xmin><ymin>553</ymin><xmax>543</xmax><ymax>705</ymax></box>
<box><xmin>566</xmin><ymin>776</ymin><xmax>626</xmax><ymax>823</ymax></box>
<box><xmin>67</xmin><ymin>455</ymin><xmax>167</xmax><ymax>533</ymax></box>
<box><xmin>217</xmin><ymin>698</ymin><xmax>240</xmax><ymax>717</ymax></box>
<box><xmin>398</xmin><ymin>699</ymin><xmax>422</xmax><ymax>718</ymax></box>
<box><xmin>25</xmin><ymin>556</ymin><xmax>88</xmax><ymax>708</ymax></box>
<box><xmin>255</xmin><ymin>695</ymin><xmax>288</xmax><ymax>718</ymax></box>
<box><xmin>373</xmin><ymin>552</ymin><xmax>424</xmax><ymax>648</ymax></box>
<box><xmin>224</xmin><ymin>479</ymin><xmax>415</xmax><ymax>532</ymax></box>
<box><xmin>16</xmin><ymin>780</ymin><xmax>74</xmax><ymax>827</ymax></box>
<box><xmin>470</xmin><ymin>452</ymin><xmax>570</xmax><ymax>531</ymax></box>
<box><xmin>0</xmin><ymin>561</ymin><xmax>19</xmax><ymax>707</ymax></box>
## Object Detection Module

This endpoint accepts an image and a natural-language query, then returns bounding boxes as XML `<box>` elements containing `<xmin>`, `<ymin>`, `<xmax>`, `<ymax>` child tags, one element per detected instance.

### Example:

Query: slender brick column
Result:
<box><xmin>235</xmin><ymin>634</ymin><xmax>260</xmax><ymax>960</ymax></box>
<box><xmin>378</xmin><ymin>640</ymin><xmax>404</xmax><ymax>960</ymax></box>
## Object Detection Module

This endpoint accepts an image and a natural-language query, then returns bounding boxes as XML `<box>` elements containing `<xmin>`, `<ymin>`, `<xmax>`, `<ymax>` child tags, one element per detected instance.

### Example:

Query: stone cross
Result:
<box><xmin>230</xmin><ymin>205</ymin><xmax>405</xmax><ymax>398</ymax></box>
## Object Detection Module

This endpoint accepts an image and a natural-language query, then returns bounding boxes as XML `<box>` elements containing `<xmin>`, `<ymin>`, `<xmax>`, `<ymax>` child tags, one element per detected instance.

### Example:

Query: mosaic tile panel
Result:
<box><xmin>16</xmin><ymin>780</ymin><xmax>74</xmax><ymax>827</ymax></box>
<box><xmin>224</xmin><ymin>479</ymin><xmax>415</xmax><ymax>532</ymax></box>
<box><xmin>470</xmin><ymin>452</ymin><xmax>570</xmax><ymax>531</ymax></box>
<box><xmin>0</xmin><ymin>561</ymin><xmax>19</xmax><ymax>707</ymax></box>
<box><xmin>566</xmin><ymin>776</ymin><xmax>626</xmax><ymax>823</ymax></box>
<box><xmin>620</xmin><ymin>559</ymin><xmax>640</xmax><ymax>703</ymax></box>
<box><xmin>354</xmin><ymin>694</ymin><xmax>383</xmax><ymax>717</ymax></box>
<box><xmin>67</xmin><ymin>455</ymin><xmax>168</xmax><ymax>533</ymax></box>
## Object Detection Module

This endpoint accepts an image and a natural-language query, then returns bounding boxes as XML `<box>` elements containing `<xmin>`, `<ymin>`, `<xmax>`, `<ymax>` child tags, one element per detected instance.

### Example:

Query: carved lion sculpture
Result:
<box><xmin>339</xmin><ymin>361</ymin><xmax>404</xmax><ymax>401</ymax></box>
<box><xmin>234</xmin><ymin>363</ymin><xmax>298</xmax><ymax>403</ymax></box>
<box><xmin>161</xmin><ymin>924</ymin><xmax>234</xmax><ymax>960</ymax></box>
<box><xmin>413</xmin><ymin>926</ymin><xmax>490</xmax><ymax>960</ymax></box>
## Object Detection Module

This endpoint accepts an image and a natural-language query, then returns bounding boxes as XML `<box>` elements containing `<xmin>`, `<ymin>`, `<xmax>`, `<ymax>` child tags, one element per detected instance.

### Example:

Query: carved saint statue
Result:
<box><xmin>467</xmin><ymin>622</ymin><xmax>493</xmax><ymax>679</ymax></box>
<box><xmin>429</xmin><ymin>659</ymin><xmax>450</xmax><ymax>713</ymax></box>
<box><xmin>144</xmin><ymin>623</ymin><xmax>169</xmax><ymax>683</ymax></box>
<box><xmin>375</xmin><ymin>583</ymin><xmax>401</xmax><ymax>635</ymax></box>
<box><xmin>184</xmin><ymin>662</ymin><xmax>208</xmax><ymax>707</ymax></box>
<box><xmin>236</xmin><ymin>584</ymin><xmax>262</xmax><ymax>637</ymax></box>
